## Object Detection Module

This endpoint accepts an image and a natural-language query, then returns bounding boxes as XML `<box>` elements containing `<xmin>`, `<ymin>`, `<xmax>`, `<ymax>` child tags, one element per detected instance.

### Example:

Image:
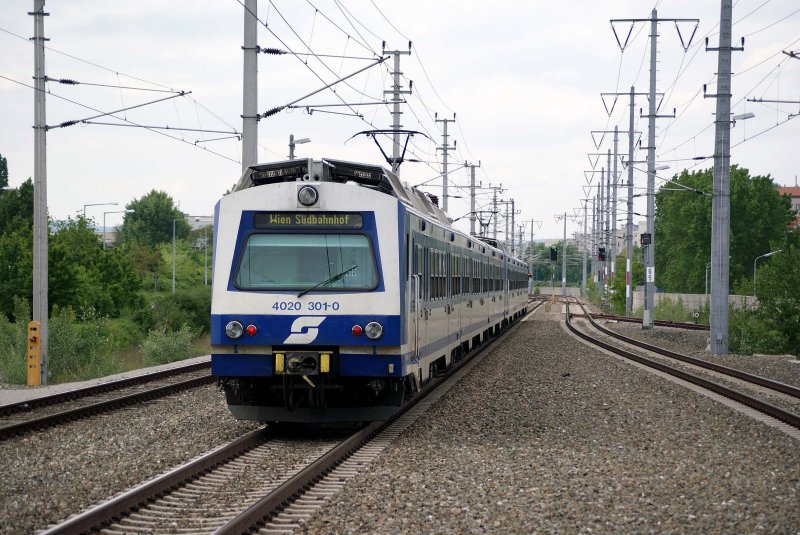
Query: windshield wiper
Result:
<box><xmin>297</xmin><ymin>265</ymin><xmax>358</xmax><ymax>298</ymax></box>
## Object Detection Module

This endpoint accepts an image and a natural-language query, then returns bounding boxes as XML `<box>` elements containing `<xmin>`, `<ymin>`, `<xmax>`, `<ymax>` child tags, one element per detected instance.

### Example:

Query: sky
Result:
<box><xmin>1</xmin><ymin>0</ymin><xmax>798</xmax><ymax>239</ymax></box>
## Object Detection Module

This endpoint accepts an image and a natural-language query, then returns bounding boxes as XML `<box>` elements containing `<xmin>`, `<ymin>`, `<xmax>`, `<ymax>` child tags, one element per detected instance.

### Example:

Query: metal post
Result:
<box><xmin>172</xmin><ymin>219</ymin><xmax>177</xmax><ymax>293</ymax></box>
<box><xmin>467</xmin><ymin>162</ymin><xmax>478</xmax><ymax>236</ymax></box>
<box><xmin>599</xmin><ymin>166</ymin><xmax>605</xmax><ymax>297</ymax></box>
<box><xmin>289</xmin><ymin>134</ymin><xmax>295</xmax><ymax>160</ymax></box>
<box><xmin>710</xmin><ymin>0</ymin><xmax>734</xmax><ymax>354</ymax></box>
<box><xmin>611</xmin><ymin>126</ymin><xmax>619</xmax><ymax>275</ymax></box>
<box><xmin>511</xmin><ymin>199</ymin><xmax>516</xmax><ymax>255</ymax></box>
<box><xmin>626</xmin><ymin>86</ymin><xmax>635</xmax><ymax>316</ymax></box>
<box><xmin>528</xmin><ymin>221</ymin><xmax>535</xmax><ymax>293</ymax></box>
<box><xmin>492</xmin><ymin>189</ymin><xmax>498</xmax><ymax>240</ymax></box>
<box><xmin>582</xmin><ymin>201</ymin><xmax>588</xmax><ymax>299</ymax></box>
<box><xmin>204</xmin><ymin>226</ymin><xmax>208</xmax><ymax>286</ymax></box>
<box><xmin>591</xmin><ymin>194</ymin><xmax>599</xmax><ymax>282</ymax></box>
<box><xmin>435</xmin><ymin>114</ymin><xmax>456</xmax><ymax>212</ymax></box>
<box><xmin>242</xmin><ymin>0</ymin><xmax>258</xmax><ymax>172</ymax></box>
<box><xmin>32</xmin><ymin>0</ymin><xmax>49</xmax><ymax>385</ymax></box>
<box><xmin>562</xmin><ymin>212</ymin><xmax>567</xmax><ymax>297</ymax></box>
<box><xmin>504</xmin><ymin>201</ymin><xmax>510</xmax><ymax>245</ymax></box>
<box><xmin>103</xmin><ymin>211</ymin><xmax>107</xmax><ymax>250</ymax></box>
<box><xmin>383</xmin><ymin>45</ymin><xmax>412</xmax><ymax>175</ymax></box>
<box><xmin>643</xmin><ymin>9</ymin><xmax>658</xmax><ymax>330</ymax></box>
<box><xmin>606</xmin><ymin>150</ymin><xmax>612</xmax><ymax>292</ymax></box>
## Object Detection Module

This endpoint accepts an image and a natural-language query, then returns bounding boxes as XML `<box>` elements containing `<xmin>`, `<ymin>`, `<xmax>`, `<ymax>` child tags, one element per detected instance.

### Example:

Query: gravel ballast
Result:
<box><xmin>299</xmin><ymin>307</ymin><xmax>799</xmax><ymax>534</ymax></box>
<box><xmin>0</xmin><ymin>385</ymin><xmax>259</xmax><ymax>534</ymax></box>
<box><xmin>603</xmin><ymin>320</ymin><xmax>800</xmax><ymax>388</ymax></box>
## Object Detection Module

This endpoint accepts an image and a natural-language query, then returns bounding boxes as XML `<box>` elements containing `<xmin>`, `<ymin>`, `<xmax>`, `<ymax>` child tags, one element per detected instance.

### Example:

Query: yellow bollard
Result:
<box><xmin>27</xmin><ymin>321</ymin><xmax>41</xmax><ymax>386</ymax></box>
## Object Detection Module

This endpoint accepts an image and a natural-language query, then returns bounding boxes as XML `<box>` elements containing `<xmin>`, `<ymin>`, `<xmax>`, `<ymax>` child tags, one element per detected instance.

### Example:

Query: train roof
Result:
<box><xmin>234</xmin><ymin>158</ymin><xmax>452</xmax><ymax>227</ymax></box>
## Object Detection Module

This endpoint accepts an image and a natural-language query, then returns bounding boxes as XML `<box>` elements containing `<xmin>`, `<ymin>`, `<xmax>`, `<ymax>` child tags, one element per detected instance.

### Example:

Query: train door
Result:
<box><xmin>410</xmin><ymin>274</ymin><xmax>420</xmax><ymax>360</ymax></box>
<box><xmin>447</xmin><ymin>249</ymin><xmax>459</xmax><ymax>360</ymax></box>
<box><xmin>503</xmin><ymin>258</ymin><xmax>509</xmax><ymax>319</ymax></box>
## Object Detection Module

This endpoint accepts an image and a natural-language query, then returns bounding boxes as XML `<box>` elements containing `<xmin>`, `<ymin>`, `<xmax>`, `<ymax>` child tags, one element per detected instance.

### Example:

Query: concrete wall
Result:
<box><xmin>535</xmin><ymin>286</ymin><xmax>582</xmax><ymax>298</ymax></box>
<box><xmin>631</xmin><ymin>291</ymin><xmax>755</xmax><ymax>311</ymax></box>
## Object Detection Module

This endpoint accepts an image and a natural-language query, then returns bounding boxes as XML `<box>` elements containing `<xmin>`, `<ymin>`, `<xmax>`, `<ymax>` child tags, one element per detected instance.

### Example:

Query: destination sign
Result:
<box><xmin>254</xmin><ymin>212</ymin><xmax>363</xmax><ymax>229</ymax></box>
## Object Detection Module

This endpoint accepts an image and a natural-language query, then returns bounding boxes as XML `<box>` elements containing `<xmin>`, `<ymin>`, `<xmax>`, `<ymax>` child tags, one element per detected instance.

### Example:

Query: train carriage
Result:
<box><xmin>211</xmin><ymin>158</ymin><xmax>528</xmax><ymax>422</ymax></box>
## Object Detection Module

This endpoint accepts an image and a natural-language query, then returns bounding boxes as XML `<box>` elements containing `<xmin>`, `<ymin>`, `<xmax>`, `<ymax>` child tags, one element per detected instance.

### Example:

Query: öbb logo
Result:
<box><xmin>283</xmin><ymin>317</ymin><xmax>326</xmax><ymax>344</ymax></box>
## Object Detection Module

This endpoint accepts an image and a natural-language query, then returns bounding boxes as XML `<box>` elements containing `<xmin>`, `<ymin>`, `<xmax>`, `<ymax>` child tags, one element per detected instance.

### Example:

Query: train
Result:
<box><xmin>210</xmin><ymin>157</ymin><xmax>529</xmax><ymax>422</ymax></box>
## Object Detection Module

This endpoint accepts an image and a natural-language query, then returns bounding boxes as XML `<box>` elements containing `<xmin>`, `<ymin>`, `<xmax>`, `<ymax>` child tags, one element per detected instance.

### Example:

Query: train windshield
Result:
<box><xmin>234</xmin><ymin>233</ymin><xmax>379</xmax><ymax>291</ymax></box>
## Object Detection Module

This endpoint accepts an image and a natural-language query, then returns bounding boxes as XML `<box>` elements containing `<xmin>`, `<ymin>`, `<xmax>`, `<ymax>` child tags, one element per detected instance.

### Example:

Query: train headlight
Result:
<box><xmin>225</xmin><ymin>320</ymin><xmax>244</xmax><ymax>339</ymax></box>
<box><xmin>364</xmin><ymin>321</ymin><xmax>383</xmax><ymax>340</ymax></box>
<box><xmin>298</xmin><ymin>185</ymin><xmax>318</xmax><ymax>206</ymax></box>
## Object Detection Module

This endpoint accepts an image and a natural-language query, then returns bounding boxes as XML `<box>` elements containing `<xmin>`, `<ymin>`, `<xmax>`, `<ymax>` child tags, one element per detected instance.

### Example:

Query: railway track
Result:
<box><xmin>565</xmin><ymin>302</ymin><xmax>800</xmax><ymax>433</ymax></box>
<box><xmin>0</xmin><ymin>361</ymin><xmax>213</xmax><ymax>440</ymax></box>
<box><xmin>42</xmin><ymin>307</ymin><xmax>534</xmax><ymax>535</ymax></box>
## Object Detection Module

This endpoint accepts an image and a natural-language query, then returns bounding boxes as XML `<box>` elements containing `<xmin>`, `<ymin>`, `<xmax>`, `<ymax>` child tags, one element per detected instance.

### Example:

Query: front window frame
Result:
<box><xmin>232</xmin><ymin>231</ymin><xmax>381</xmax><ymax>293</ymax></box>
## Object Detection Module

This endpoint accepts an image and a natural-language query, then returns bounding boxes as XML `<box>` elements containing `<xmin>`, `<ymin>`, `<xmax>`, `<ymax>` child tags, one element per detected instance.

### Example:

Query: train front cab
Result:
<box><xmin>211</xmin><ymin>182</ymin><xmax>413</xmax><ymax>423</ymax></box>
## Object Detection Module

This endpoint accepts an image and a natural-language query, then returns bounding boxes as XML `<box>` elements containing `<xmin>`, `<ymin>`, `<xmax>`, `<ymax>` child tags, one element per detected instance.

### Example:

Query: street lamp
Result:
<box><xmin>753</xmin><ymin>249</ymin><xmax>781</xmax><ymax>298</ymax></box>
<box><xmin>83</xmin><ymin>202</ymin><xmax>117</xmax><ymax>220</ymax></box>
<box><xmin>102</xmin><ymin>209</ymin><xmax>134</xmax><ymax>249</ymax></box>
<box><xmin>288</xmin><ymin>134</ymin><xmax>310</xmax><ymax>160</ymax></box>
<box><xmin>732</xmin><ymin>112</ymin><xmax>755</xmax><ymax>127</ymax></box>
<box><xmin>194</xmin><ymin>217</ymin><xmax>210</xmax><ymax>286</ymax></box>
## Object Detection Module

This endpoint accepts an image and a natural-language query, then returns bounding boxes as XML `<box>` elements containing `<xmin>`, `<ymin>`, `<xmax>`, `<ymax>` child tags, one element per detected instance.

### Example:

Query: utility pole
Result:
<box><xmin>242</xmin><ymin>0</ymin><xmax>258</xmax><ymax>172</ymax></box>
<box><xmin>562</xmin><ymin>212</ymin><xmax>568</xmax><ymax>297</ymax></box>
<box><xmin>600</xmin><ymin>89</ymin><xmax>651</xmax><ymax>316</ymax></box>
<box><xmin>598</xmin><ymin>166</ymin><xmax>605</xmax><ymax>297</ymax></box>
<box><xmin>555</xmin><ymin>213</ymin><xmax>579</xmax><ymax>297</ymax></box>
<box><xmin>626</xmin><ymin>88</ymin><xmax>636</xmax><ymax>316</ymax></box>
<box><xmin>491</xmin><ymin>186</ymin><xmax>501</xmax><ymax>240</ymax></box>
<box><xmin>31</xmin><ymin>0</ymin><xmax>49</xmax><ymax>385</ymax></box>
<box><xmin>383</xmin><ymin>42</ymin><xmax>412</xmax><ymax>175</ymax></box>
<box><xmin>605</xmin><ymin>151</ymin><xmax>612</xmax><ymax>291</ymax></box>
<box><xmin>465</xmin><ymin>161</ymin><xmax>481</xmax><ymax>236</ymax></box>
<box><xmin>611</xmin><ymin>9</ymin><xmax>698</xmax><ymax>329</ymax></box>
<box><xmin>510</xmin><ymin>199</ymin><xmax>516</xmax><ymax>255</ymax></box>
<box><xmin>611</xmin><ymin>126</ymin><xmax>619</xmax><ymax>272</ymax></box>
<box><xmin>435</xmin><ymin>113</ymin><xmax>456</xmax><ymax>212</ymax></box>
<box><xmin>708</xmin><ymin>0</ymin><xmax>742</xmax><ymax>354</ymax></box>
<box><xmin>582</xmin><ymin>199</ymin><xmax>588</xmax><ymax>299</ymax></box>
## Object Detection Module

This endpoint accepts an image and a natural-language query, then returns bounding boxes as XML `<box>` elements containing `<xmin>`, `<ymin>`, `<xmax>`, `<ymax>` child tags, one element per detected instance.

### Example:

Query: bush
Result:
<box><xmin>141</xmin><ymin>324</ymin><xmax>194</xmax><ymax>366</ymax></box>
<box><xmin>134</xmin><ymin>286</ymin><xmax>211</xmax><ymax>335</ymax></box>
<box><xmin>0</xmin><ymin>297</ymin><xmax>30</xmax><ymax>384</ymax></box>
<box><xmin>729</xmin><ymin>307</ymin><xmax>787</xmax><ymax>355</ymax></box>
<box><xmin>653</xmin><ymin>296</ymin><xmax>693</xmax><ymax>322</ymax></box>
<box><xmin>48</xmin><ymin>306</ymin><xmax>120</xmax><ymax>382</ymax></box>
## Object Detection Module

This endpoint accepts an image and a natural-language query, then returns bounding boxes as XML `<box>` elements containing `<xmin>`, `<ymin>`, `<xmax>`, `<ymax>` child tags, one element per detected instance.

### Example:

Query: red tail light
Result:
<box><xmin>351</xmin><ymin>324</ymin><xmax>363</xmax><ymax>336</ymax></box>
<box><xmin>245</xmin><ymin>324</ymin><xmax>257</xmax><ymax>336</ymax></box>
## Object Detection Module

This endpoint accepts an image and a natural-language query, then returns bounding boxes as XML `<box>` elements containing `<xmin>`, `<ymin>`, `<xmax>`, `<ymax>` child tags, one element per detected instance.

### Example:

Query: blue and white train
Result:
<box><xmin>211</xmin><ymin>158</ymin><xmax>529</xmax><ymax>422</ymax></box>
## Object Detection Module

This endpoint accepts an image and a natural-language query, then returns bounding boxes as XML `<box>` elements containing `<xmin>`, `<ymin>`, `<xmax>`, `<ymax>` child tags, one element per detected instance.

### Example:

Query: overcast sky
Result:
<box><xmin>1</xmin><ymin>0</ymin><xmax>798</xmax><ymax>239</ymax></box>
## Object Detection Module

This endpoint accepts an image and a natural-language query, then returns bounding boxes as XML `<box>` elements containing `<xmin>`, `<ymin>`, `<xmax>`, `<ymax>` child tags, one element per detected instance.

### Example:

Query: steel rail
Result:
<box><xmin>0</xmin><ymin>361</ymin><xmax>210</xmax><ymax>417</ymax></box>
<box><xmin>0</xmin><ymin>375</ymin><xmax>213</xmax><ymax>440</ymax></box>
<box><xmin>39</xmin><ymin>428</ymin><xmax>270</xmax><ymax>535</ymax></box>
<box><xmin>214</xmin><ymin>306</ymin><xmax>533</xmax><ymax>534</ymax></box>
<box><xmin>565</xmin><ymin>304</ymin><xmax>800</xmax><ymax>429</ymax></box>
<box><xmin>573</xmin><ymin>302</ymin><xmax>800</xmax><ymax>399</ymax></box>
<box><xmin>44</xmin><ymin>304</ymin><xmax>532</xmax><ymax>534</ymax></box>
<box><xmin>571</xmin><ymin>312</ymin><xmax>709</xmax><ymax>331</ymax></box>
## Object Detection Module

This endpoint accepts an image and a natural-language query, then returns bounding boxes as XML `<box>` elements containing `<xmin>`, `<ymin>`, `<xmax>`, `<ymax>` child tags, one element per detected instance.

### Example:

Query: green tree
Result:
<box><xmin>0</xmin><ymin>153</ymin><xmax>8</xmax><ymax>189</ymax></box>
<box><xmin>48</xmin><ymin>218</ymin><xmax>140</xmax><ymax>316</ymax></box>
<box><xmin>117</xmin><ymin>190</ymin><xmax>191</xmax><ymax>247</ymax></box>
<box><xmin>0</xmin><ymin>178</ymin><xmax>34</xmax><ymax>317</ymax></box>
<box><xmin>754</xmin><ymin>228</ymin><xmax>800</xmax><ymax>354</ymax></box>
<box><xmin>654</xmin><ymin>166</ymin><xmax>793</xmax><ymax>293</ymax></box>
